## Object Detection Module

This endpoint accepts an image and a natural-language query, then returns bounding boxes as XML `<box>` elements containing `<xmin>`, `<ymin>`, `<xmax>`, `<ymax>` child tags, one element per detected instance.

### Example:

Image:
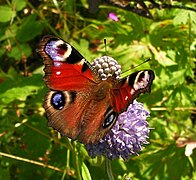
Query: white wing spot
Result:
<box><xmin>133</xmin><ymin>71</ymin><xmax>150</xmax><ymax>90</ymax></box>
<box><xmin>56</xmin><ymin>71</ymin><xmax>61</xmax><ymax>75</ymax></box>
<box><xmin>63</xmin><ymin>43</ymin><xmax>72</xmax><ymax>59</ymax></box>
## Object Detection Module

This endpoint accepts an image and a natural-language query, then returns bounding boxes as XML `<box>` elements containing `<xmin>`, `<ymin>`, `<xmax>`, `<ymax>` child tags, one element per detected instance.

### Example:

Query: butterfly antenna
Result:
<box><xmin>122</xmin><ymin>58</ymin><xmax>151</xmax><ymax>74</ymax></box>
<box><xmin>104</xmin><ymin>38</ymin><xmax>107</xmax><ymax>55</ymax></box>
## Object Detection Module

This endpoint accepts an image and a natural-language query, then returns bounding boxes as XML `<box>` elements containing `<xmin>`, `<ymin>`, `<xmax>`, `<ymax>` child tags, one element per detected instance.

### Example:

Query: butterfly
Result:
<box><xmin>38</xmin><ymin>36</ymin><xmax>155</xmax><ymax>144</ymax></box>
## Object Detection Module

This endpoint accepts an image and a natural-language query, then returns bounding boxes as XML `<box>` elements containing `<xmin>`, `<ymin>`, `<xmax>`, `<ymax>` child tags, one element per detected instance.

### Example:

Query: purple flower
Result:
<box><xmin>86</xmin><ymin>100</ymin><xmax>150</xmax><ymax>160</ymax></box>
<box><xmin>108</xmin><ymin>12</ymin><xmax>119</xmax><ymax>21</ymax></box>
<box><xmin>86</xmin><ymin>56</ymin><xmax>151</xmax><ymax>160</ymax></box>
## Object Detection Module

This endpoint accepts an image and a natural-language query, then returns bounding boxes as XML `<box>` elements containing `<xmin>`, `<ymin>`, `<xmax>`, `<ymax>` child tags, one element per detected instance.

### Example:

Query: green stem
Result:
<box><xmin>106</xmin><ymin>159</ymin><xmax>114</xmax><ymax>180</ymax></box>
<box><xmin>61</xmin><ymin>148</ymin><xmax>70</xmax><ymax>180</ymax></box>
<box><xmin>73</xmin><ymin>142</ymin><xmax>82</xmax><ymax>180</ymax></box>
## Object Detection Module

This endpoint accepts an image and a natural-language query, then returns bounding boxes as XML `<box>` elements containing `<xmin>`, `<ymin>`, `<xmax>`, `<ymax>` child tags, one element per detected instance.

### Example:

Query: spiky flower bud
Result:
<box><xmin>91</xmin><ymin>56</ymin><xmax>121</xmax><ymax>80</ymax></box>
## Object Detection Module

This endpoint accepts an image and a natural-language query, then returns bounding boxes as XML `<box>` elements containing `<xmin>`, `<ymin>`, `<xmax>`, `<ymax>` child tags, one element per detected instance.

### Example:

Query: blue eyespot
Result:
<box><xmin>103</xmin><ymin>109</ymin><xmax>117</xmax><ymax>128</ymax></box>
<box><xmin>51</xmin><ymin>91</ymin><xmax>65</xmax><ymax>110</ymax></box>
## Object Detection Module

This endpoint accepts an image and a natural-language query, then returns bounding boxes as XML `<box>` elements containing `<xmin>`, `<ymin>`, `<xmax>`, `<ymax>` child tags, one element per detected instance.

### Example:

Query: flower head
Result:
<box><xmin>86</xmin><ymin>100</ymin><xmax>150</xmax><ymax>160</ymax></box>
<box><xmin>86</xmin><ymin>56</ymin><xmax>151</xmax><ymax>160</ymax></box>
<box><xmin>91</xmin><ymin>56</ymin><xmax>121</xmax><ymax>80</ymax></box>
<box><xmin>108</xmin><ymin>12</ymin><xmax>119</xmax><ymax>22</ymax></box>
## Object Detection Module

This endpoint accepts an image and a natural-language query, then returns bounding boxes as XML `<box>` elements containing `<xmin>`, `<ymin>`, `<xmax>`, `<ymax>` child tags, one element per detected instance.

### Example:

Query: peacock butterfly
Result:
<box><xmin>38</xmin><ymin>36</ymin><xmax>155</xmax><ymax>144</ymax></box>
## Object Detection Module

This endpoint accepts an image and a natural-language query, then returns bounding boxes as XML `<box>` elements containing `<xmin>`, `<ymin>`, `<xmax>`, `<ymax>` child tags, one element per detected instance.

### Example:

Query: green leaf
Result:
<box><xmin>173</xmin><ymin>10</ymin><xmax>196</xmax><ymax>25</ymax></box>
<box><xmin>16</xmin><ymin>14</ymin><xmax>44</xmax><ymax>42</ymax></box>
<box><xmin>71</xmin><ymin>39</ymin><xmax>91</xmax><ymax>61</ymax></box>
<box><xmin>7</xmin><ymin>43</ymin><xmax>32</xmax><ymax>61</ymax></box>
<box><xmin>0</xmin><ymin>74</ymin><xmax>43</xmax><ymax>104</ymax></box>
<box><xmin>150</xmin><ymin>21</ymin><xmax>187</xmax><ymax>50</ymax></box>
<box><xmin>81</xmin><ymin>162</ymin><xmax>92</xmax><ymax>180</ymax></box>
<box><xmin>0</xmin><ymin>164</ymin><xmax>11</xmax><ymax>180</ymax></box>
<box><xmin>12</xmin><ymin>0</ymin><xmax>26</xmax><ymax>11</ymax></box>
<box><xmin>168</xmin><ymin>70</ymin><xmax>186</xmax><ymax>85</ymax></box>
<box><xmin>0</xmin><ymin>6</ymin><xmax>15</xmax><ymax>22</ymax></box>
<box><xmin>17</xmin><ymin>115</ymin><xmax>51</xmax><ymax>158</ymax></box>
<box><xmin>155</xmin><ymin>51</ymin><xmax>177</xmax><ymax>66</ymax></box>
<box><xmin>0</xmin><ymin>47</ymin><xmax>6</xmax><ymax>57</ymax></box>
<box><xmin>0</xmin><ymin>24</ymin><xmax>18</xmax><ymax>41</ymax></box>
<box><xmin>0</xmin><ymin>86</ymin><xmax>39</xmax><ymax>104</ymax></box>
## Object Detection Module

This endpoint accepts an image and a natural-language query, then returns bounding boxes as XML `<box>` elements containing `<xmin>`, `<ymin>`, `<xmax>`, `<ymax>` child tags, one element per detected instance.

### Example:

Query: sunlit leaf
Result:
<box><xmin>12</xmin><ymin>0</ymin><xmax>26</xmax><ymax>11</ymax></box>
<box><xmin>173</xmin><ymin>10</ymin><xmax>196</xmax><ymax>25</ymax></box>
<box><xmin>81</xmin><ymin>162</ymin><xmax>92</xmax><ymax>180</ymax></box>
<box><xmin>0</xmin><ymin>6</ymin><xmax>15</xmax><ymax>22</ymax></box>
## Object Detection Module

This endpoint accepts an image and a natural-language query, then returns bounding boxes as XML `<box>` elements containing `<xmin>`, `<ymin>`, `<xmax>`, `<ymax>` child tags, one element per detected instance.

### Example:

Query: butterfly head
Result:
<box><xmin>91</xmin><ymin>56</ymin><xmax>122</xmax><ymax>81</ymax></box>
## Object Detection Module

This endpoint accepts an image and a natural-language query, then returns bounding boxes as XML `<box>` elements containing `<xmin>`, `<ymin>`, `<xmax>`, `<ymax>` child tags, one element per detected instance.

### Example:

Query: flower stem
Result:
<box><xmin>73</xmin><ymin>142</ymin><xmax>82</xmax><ymax>180</ymax></box>
<box><xmin>106</xmin><ymin>159</ymin><xmax>114</xmax><ymax>180</ymax></box>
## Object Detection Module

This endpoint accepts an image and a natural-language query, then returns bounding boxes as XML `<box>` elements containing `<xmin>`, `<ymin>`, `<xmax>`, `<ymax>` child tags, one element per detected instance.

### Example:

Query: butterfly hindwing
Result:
<box><xmin>44</xmin><ymin>90</ymin><xmax>80</xmax><ymax>139</ymax></box>
<box><xmin>45</xmin><ymin>89</ymin><xmax>117</xmax><ymax>144</ymax></box>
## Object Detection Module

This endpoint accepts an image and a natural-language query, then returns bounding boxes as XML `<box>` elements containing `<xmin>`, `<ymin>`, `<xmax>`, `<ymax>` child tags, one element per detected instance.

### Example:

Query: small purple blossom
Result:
<box><xmin>86</xmin><ymin>100</ymin><xmax>150</xmax><ymax>160</ymax></box>
<box><xmin>108</xmin><ymin>12</ymin><xmax>119</xmax><ymax>21</ymax></box>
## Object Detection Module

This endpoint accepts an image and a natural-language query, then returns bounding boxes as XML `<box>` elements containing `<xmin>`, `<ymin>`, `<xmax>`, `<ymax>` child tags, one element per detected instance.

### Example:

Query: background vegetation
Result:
<box><xmin>0</xmin><ymin>0</ymin><xmax>195</xmax><ymax>179</ymax></box>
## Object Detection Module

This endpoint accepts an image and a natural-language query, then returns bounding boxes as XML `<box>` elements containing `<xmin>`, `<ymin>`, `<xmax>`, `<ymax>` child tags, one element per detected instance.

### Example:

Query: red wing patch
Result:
<box><xmin>38</xmin><ymin>36</ymin><xmax>96</xmax><ymax>91</ymax></box>
<box><xmin>111</xmin><ymin>70</ymin><xmax>154</xmax><ymax>113</ymax></box>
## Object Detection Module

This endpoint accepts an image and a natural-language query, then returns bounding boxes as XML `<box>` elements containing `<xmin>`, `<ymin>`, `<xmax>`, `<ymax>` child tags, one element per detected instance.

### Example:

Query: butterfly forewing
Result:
<box><xmin>111</xmin><ymin>70</ymin><xmax>155</xmax><ymax>113</ymax></box>
<box><xmin>38</xmin><ymin>36</ymin><xmax>96</xmax><ymax>91</ymax></box>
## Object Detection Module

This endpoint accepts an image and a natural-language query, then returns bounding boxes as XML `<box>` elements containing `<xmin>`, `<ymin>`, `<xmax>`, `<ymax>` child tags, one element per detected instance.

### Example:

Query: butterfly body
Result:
<box><xmin>38</xmin><ymin>36</ymin><xmax>154</xmax><ymax>144</ymax></box>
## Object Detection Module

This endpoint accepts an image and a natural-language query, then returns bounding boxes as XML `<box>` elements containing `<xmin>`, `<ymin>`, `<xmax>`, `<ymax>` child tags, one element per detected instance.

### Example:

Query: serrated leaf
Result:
<box><xmin>168</xmin><ymin>85</ymin><xmax>193</xmax><ymax>106</ymax></box>
<box><xmin>0</xmin><ymin>6</ymin><xmax>16</xmax><ymax>22</ymax></box>
<box><xmin>168</xmin><ymin>70</ymin><xmax>186</xmax><ymax>85</ymax></box>
<box><xmin>81</xmin><ymin>162</ymin><xmax>92</xmax><ymax>180</ymax></box>
<box><xmin>149</xmin><ymin>20</ymin><xmax>186</xmax><ymax>49</ymax></box>
<box><xmin>173</xmin><ymin>10</ymin><xmax>196</xmax><ymax>25</ymax></box>
<box><xmin>155</xmin><ymin>51</ymin><xmax>177</xmax><ymax>66</ymax></box>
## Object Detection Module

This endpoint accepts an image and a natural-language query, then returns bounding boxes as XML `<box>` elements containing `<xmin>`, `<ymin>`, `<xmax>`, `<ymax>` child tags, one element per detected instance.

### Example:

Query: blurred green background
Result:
<box><xmin>0</xmin><ymin>0</ymin><xmax>195</xmax><ymax>179</ymax></box>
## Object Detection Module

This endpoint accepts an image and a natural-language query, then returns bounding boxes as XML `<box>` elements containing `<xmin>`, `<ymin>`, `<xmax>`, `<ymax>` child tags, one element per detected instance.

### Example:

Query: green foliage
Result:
<box><xmin>0</xmin><ymin>0</ymin><xmax>195</xmax><ymax>179</ymax></box>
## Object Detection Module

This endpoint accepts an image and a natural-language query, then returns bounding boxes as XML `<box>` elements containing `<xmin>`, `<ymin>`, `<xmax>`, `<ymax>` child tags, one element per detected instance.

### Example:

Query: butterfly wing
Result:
<box><xmin>111</xmin><ymin>70</ymin><xmax>155</xmax><ymax>113</ymax></box>
<box><xmin>39</xmin><ymin>36</ymin><xmax>117</xmax><ymax>144</ymax></box>
<box><xmin>38</xmin><ymin>35</ymin><xmax>96</xmax><ymax>90</ymax></box>
<box><xmin>38</xmin><ymin>36</ymin><xmax>96</xmax><ymax>140</ymax></box>
<box><xmin>77</xmin><ymin>70</ymin><xmax>155</xmax><ymax>143</ymax></box>
<box><xmin>44</xmin><ymin>89</ymin><xmax>117</xmax><ymax>144</ymax></box>
<box><xmin>38</xmin><ymin>36</ymin><xmax>155</xmax><ymax>144</ymax></box>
